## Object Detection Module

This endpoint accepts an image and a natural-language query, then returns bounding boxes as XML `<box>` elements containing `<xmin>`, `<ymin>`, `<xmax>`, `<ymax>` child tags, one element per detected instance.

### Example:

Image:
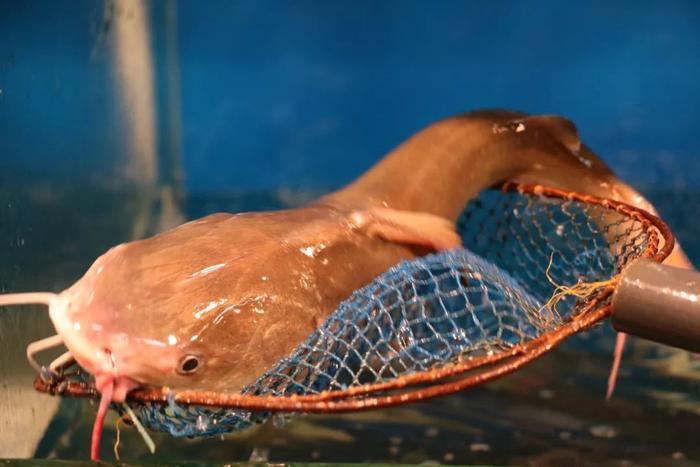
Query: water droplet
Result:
<box><xmin>492</xmin><ymin>124</ymin><xmax>508</xmax><ymax>134</ymax></box>
<box><xmin>469</xmin><ymin>442</ymin><xmax>491</xmax><ymax>452</ymax></box>
<box><xmin>195</xmin><ymin>414</ymin><xmax>209</xmax><ymax>431</ymax></box>
<box><xmin>272</xmin><ymin>414</ymin><xmax>289</xmax><ymax>428</ymax></box>
<box><xmin>589</xmin><ymin>424</ymin><xmax>618</xmax><ymax>438</ymax></box>
<box><xmin>249</xmin><ymin>447</ymin><xmax>270</xmax><ymax>462</ymax></box>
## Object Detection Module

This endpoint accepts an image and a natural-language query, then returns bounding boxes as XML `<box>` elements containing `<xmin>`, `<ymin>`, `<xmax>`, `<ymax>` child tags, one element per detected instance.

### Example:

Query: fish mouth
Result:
<box><xmin>90</xmin><ymin>360</ymin><xmax>140</xmax><ymax>461</ymax></box>
<box><xmin>95</xmin><ymin>372</ymin><xmax>140</xmax><ymax>403</ymax></box>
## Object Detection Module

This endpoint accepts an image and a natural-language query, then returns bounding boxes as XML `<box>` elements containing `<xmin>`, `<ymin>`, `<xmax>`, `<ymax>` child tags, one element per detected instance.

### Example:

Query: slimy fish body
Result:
<box><xmin>0</xmin><ymin>109</ymin><xmax>690</xmax><ymax>459</ymax></box>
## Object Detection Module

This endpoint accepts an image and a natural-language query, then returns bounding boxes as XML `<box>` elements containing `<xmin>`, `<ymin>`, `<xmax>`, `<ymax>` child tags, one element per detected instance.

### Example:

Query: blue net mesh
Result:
<box><xmin>122</xmin><ymin>189</ymin><xmax>648</xmax><ymax>437</ymax></box>
<box><xmin>135</xmin><ymin>249</ymin><xmax>556</xmax><ymax>436</ymax></box>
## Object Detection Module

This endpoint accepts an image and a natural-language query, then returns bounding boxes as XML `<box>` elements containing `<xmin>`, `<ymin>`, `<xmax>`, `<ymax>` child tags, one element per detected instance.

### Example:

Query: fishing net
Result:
<box><xmin>34</xmin><ymin>183</ymin><xmax>673</xmax><ymax>438</ymax></box>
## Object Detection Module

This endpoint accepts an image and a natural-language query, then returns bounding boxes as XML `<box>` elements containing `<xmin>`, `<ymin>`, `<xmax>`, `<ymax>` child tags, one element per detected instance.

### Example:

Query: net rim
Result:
<box><xmin>33</xmin><ymin>182</ymin><xmax>675</xmax><ymax>412</ymax></box>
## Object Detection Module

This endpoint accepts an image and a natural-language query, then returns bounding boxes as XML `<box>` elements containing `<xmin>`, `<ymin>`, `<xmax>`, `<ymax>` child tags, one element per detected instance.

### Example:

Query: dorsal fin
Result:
<box><xmin>520</xmin><ymin>115</ymin><xmax>582</xmax><ymax>155</ymax></box>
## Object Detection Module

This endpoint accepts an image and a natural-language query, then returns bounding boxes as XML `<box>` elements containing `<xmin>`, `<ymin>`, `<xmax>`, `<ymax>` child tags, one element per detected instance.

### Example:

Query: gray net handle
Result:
<box><xmin>612</xmin><ymin>259</ymin><xmax>700</xmax><ymax>352</ymax></box>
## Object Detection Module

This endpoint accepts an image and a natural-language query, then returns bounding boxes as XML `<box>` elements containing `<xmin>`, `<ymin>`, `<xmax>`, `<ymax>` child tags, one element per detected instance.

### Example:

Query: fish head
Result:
<box><xmin>48</xmin><ymin>210</ymin><xmax>333</xmax><ymax>399</ymax></box>
<box><xmin>49</xmin><ymin>240</ymin><xmax>210</xmax><ymax>401</ymax></box>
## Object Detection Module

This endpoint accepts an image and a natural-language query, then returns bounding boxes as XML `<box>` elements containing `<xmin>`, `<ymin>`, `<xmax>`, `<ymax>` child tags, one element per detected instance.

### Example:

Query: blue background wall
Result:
<box><xmin>1</xmin><ymin>3</ymin><xmax>699</xmax><ymax>461</ymax></box>
<box><xmin>1</xmin><ymin>0</ymin><xmax>699</xmax><ymax>192</ymax></box>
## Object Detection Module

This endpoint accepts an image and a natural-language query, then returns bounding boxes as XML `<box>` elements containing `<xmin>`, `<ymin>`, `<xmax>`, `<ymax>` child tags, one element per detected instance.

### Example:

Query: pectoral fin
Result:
<box><xmin>349</xmin><ymin>208</ymin><xmax>461</xmax><ymax>251</ymax></box>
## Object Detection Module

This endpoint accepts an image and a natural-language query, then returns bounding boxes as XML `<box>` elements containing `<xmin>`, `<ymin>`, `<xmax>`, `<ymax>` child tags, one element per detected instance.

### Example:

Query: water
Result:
<box><xmin>2</xmin><ymin>1</ymin><xmax>700</xmax><ymax>464</ymax></box>
<box><xmin>1</xmin><ymin>180</ymin><xmax>698</xmax><ymax>465</ymax></box>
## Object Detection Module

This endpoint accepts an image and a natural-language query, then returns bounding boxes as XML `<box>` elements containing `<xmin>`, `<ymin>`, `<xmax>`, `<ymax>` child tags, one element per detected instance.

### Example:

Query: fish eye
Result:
<box><xmin>177</xmin><ymin>355</ymin><xmax>201</xmax><ymax>375</ymax></box>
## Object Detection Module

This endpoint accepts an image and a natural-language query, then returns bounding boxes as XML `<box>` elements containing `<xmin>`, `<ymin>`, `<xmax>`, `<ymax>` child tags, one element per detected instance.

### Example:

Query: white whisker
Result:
<box><xmin>49</xmin><ymin>350</ymin><xmax>75</xmax><ymax>374</ymax></box>
<box><xmin>0</xmin><ymin>292</ymin><xmax>58</xmax><ymax>307</ymax></box>
<box><xmin>26</xmin><ymin>334</ymin><xmax>64</xmax><ymax>373</ymax></box>
<box><xmin>123</xmin><ymin>403</ymin><xmax>156</xmax><ymax>454</ymax></box>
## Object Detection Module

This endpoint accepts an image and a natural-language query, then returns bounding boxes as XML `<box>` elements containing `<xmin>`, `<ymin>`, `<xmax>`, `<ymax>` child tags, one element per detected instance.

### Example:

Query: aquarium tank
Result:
<box><xmin>1</xmin><ymin>0</ymin><xmax>699</xmax><ymax>464</ymax></box>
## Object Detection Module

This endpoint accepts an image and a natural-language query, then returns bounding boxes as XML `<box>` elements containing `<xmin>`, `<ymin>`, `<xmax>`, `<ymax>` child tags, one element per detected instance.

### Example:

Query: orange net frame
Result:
<box><xmin>33</xmin><ymin>183</ymin><xmax>674</xmax><ymax>436</ymax></box>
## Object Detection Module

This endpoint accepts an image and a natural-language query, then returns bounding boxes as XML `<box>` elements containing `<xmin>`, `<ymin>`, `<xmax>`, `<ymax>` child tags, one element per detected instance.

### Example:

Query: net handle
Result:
<box><xmin>612</xmin><ymin>259</ymin><xmax>700</xmax><ymax>352</ymax></box>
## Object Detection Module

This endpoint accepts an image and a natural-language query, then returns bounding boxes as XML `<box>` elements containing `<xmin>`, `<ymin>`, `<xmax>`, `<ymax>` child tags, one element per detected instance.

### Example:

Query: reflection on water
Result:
<box><xmin>1</xmin><ymin>182</ymin><xmax>699</xmax><ymax>465</ymax></box>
